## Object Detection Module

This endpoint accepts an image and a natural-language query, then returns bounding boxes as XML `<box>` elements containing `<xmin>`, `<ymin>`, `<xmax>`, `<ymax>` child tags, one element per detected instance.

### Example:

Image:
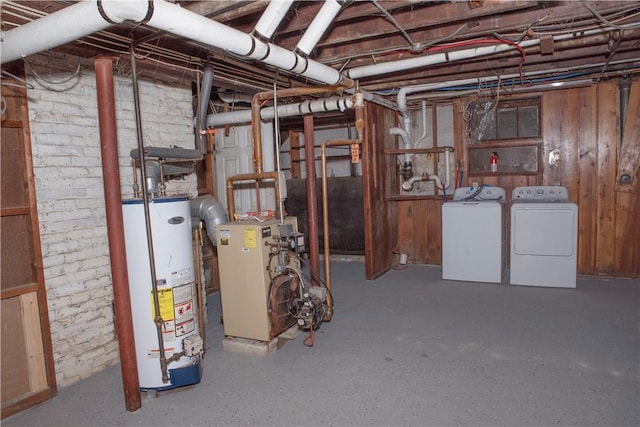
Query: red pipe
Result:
<box><xmin>304</xmin><ymin>115</ymin><xmax>321</xmax><ymax>286</ymax></box>
<box><xmin>94</xmin><ymin>56</ymin><xmax>141</xmax><ymax>412</ymax></box>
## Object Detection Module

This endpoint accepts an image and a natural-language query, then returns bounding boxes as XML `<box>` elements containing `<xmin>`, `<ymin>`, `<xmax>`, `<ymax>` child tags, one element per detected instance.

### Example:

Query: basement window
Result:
<box><xmin>466</xmin><ymin>98</ymin><xmax>541</xmax><ymax>144</ymax></box>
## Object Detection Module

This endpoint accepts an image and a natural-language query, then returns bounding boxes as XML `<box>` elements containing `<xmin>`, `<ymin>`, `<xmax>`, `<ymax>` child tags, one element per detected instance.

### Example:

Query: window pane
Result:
<box><xmin>497</xmin><ymin>107</ymin><xmax>518</xmax><ymax>139</ymax></box>
<box><xmin>436</xmin><ymin>104</ymin><xmax>454</xmax><ymax>147</ymax></box>
<box><xmin>518</xmin><ymin>105</ymin><xmax>540</xmax><ymax>137</ymax></box>
<box><xmin>479</xmin><ymin>108</ymin><xmax>496</xmax><ymax>141</ymax></box>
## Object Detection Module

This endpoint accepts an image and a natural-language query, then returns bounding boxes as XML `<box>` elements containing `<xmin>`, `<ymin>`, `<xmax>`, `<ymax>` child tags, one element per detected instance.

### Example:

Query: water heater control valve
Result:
<box><xmin>182</xmin><ymin>335</ymin><xmax>203</xmax><ymax>357</ymax></box>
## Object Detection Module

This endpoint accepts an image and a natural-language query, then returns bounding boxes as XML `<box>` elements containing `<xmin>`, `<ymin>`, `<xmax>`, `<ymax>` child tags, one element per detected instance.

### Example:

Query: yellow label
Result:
<box><xmin>244</xmin><ymin>228</ymin><xmax>257</xmax><ymax>249</ymax></box>
<box><xmin>151</xmin><ymin>288</ymin><xmax>174</xmax><ymax>321</ymax></box>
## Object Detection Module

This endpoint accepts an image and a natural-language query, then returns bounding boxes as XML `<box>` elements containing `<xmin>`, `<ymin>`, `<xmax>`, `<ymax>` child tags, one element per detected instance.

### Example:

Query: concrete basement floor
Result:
<box><xmin>4</xmin><ymin>261</ymin><xmax>639</xmax><ymax>427</ymax></box>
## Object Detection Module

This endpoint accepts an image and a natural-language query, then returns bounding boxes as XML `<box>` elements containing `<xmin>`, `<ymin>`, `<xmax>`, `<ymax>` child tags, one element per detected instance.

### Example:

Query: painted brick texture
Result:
<box><xmin>26</xmin><ymin>54</ymin><xmax>197</xmax><ymax>386</ymax></box>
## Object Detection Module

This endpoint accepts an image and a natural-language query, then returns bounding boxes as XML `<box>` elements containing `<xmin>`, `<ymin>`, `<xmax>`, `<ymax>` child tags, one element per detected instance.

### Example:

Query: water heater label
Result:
<box><xmin>171</xmin><ymin>267</ymin><xmax>191</xmax><ymax>286</ymax></box>
<box><xmin>173</xmin><ymin>284</ymin><xmax>195</xmax><ymax>337</ymax></box>
<box><xmin>244</xmin><ymin>229</ymin><xmax>257</xmax><ymax>248</ymax></box>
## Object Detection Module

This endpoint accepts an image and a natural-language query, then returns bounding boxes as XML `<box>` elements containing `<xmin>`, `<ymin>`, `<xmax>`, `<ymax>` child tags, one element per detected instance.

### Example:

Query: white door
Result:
<box><xmin>215</xmin><ymin>123</ymin><xmax>276</xmax><ymax>216</ymax></box>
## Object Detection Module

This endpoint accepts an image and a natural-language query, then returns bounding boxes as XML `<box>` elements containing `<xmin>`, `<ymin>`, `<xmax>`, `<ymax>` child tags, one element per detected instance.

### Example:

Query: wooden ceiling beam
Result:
<box><xmin>313</xmin><ymin>1</ymin><xmax>638</xmax><ymax>65</ymax></box>
<box><xmin>275</xmin><ymin>0</ymin><xmax>541</xmax><ymax>51</ymax></box>
<box><xmin>179</xmin><ymin>0</ymin><xmax>267</xmax><ymax>21</ymax></box>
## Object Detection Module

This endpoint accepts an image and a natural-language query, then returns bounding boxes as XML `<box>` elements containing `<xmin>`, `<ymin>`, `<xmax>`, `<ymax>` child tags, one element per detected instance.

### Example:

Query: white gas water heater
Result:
<box><xmin>122</xmin><ymin>196</ymin><xmax>203</xmax><ymax>391</ymax></box>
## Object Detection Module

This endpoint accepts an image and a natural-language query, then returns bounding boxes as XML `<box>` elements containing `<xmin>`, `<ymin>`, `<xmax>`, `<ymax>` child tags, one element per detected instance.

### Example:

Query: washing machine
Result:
<box><xmin>510</xmin><ymin>186</ymin><xmax>578</xmax><ymax>288</ymax></box>
<box><xmin>442</xmin><ymin>186</ymin><xmax>507</xmax><ymax>283</ymax></box>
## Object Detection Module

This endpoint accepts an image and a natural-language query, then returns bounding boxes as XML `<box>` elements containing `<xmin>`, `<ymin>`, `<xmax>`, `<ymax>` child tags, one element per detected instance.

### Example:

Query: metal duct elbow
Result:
<box><xmin>142</xmin><ymin>160</ymin><xmax>195</xmax><ymax>195</ymax></box>
<box><xmin>190</xmin><ymin>195</ymin><xmax>228</xmax><ymax>246</ymax></box>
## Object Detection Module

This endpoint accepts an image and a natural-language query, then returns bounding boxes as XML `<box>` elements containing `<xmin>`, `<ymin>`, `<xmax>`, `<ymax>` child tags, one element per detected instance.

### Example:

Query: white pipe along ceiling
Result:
<box><xmin>3</xmin><ymin>1</ymin><xmax>632</xmax><ymax>97</ymax></box>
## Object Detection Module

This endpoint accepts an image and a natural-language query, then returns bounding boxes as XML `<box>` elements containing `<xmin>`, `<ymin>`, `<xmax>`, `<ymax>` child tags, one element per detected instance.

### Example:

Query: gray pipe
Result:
<box><xmin>619</xmin><ymin>77</ymin><xmax>631</xmax><ymax>140</ymax></box>
<box><xmin>130</xmin><ymin>147</ymin><xmax>201</xmax><ymax>160</ymax></box>
<box><xmin>197</xmin><ymin>65</ymin><xmax>215</xmax><ymax>154</ymax></box>
<box><xmin>190</xmin><ymin>195</ymin><xmax>228</xmax><ymax>246</ymax></box>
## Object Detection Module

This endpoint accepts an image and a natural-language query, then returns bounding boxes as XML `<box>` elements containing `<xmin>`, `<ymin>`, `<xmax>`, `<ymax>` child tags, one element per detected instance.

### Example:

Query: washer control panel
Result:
<box><xmin>512</xmin><ymin>186</ymin><xmax>570</xmax><ymax>201</ymax></box>
<box><xmin>452</xmin><ymin>186</ymin><xmax>506</xmax><ymax>201</ymax></box>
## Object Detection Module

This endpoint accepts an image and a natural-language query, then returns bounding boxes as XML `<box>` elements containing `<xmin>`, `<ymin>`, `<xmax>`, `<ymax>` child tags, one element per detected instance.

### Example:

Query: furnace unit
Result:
<box><xmin>216</xmin><ymin>217</ymin><xmax>303</xmax><ymax>341</ymax></box>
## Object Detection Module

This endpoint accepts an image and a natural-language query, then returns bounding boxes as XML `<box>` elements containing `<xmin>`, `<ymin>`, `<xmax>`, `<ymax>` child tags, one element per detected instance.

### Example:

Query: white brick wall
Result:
<box><xmin>27</xmin><ymin>54</ymin><xmax>198</xmax><ymax>386</ymax></box>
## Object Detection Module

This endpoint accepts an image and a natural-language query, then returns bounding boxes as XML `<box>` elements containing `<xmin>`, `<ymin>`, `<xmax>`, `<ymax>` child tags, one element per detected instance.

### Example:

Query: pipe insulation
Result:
<box><xmin>138</xmin><ymin>0</ymin><xmax>351</xmax><ymax>86</ymax></box>
<box><xmin>346</xmin><ymin>26</ymin><xmax>633</xmax><ymax>80</ymax></box>
<box><xmin>253</xmin><ymin>0</ymin><xmax>295</xmax><ymax>40</ymax></box>
<box><xmin>347</xmin><ymin>39</ymin><xmax>540</xmax><ymax>80</ymax></box>
<box><xmin>0</xmin><ymin>0</ymin><xmax>150</xmax><ymax>63</ymax></box>
<box><xmin>295</xmin><ymin>0</ymin><xmax>343</xmax><ymax>56</ymax></box>
<box><xmin>205</xmin><ymin>95</ymin><xmax>355</xmax><ymax>127</ymax></box>
<box><xmin>190</xmin><ymin>195</ymin><xmax>228</xmax><ymax>246</ymax></box>
<box><xmin>1</xmin><ymin>0</ymin><xmax>355</xmax><ymax>87</ymax></box>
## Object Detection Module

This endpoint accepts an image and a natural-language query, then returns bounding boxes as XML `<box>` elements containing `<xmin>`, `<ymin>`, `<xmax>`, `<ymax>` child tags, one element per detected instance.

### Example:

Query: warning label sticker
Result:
<box><xmin>244</xmin><ymin>228</ymin><xmax>257</xmax><ymax>248</ymax></box>
<box><xmin>219</xmin><ymin>229</ymin><xmax>230</xmax><ymax>245</ymax></box>
<box><xmin>173</xmin><ymin>284</ymin><xmax>195</xmax><ymax>337</ymax></box>
<box><xmin>151</xmin><ymin>287</ymin><xmax>174</xmax><ymax>321</ymax></box>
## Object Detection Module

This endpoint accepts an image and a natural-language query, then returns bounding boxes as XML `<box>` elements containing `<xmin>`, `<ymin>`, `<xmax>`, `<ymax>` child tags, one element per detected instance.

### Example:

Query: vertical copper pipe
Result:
<box><xmin>304</xmin><ymin>115</ymin><xmax>320</xmax><ymax>286</ymax></box>
<box><xmin>94</xmin><ymin>57</ymin><xmax>141</xmax><ymax>412</ymax></box>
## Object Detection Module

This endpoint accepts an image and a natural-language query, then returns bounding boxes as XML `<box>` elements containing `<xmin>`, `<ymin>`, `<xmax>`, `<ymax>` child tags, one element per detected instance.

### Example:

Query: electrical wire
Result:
<box><xmin>581</xmin><ymin>1</ymin><xmax>640</xmax><ymax>31</ymax></box>
<box><xmin>1</xmin><ymin>70</ymin><xmax>36</xmax><ymax>89</ymax></box>
<box><xmin>24</xmin><ymin>60</ymin><xmax>83</xmax><ymax>92</ymax></box>
<box><xmin>371</xmin><ymin>0</ymin><xmax>419</xmax><ymax>50</ymax></box>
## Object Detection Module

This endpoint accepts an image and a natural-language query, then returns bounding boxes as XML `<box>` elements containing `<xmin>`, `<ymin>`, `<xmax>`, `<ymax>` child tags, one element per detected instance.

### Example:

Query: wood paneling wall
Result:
<box><xmin>398</xmin><ymin>80</ymin><xmax>640</xmax><ymax>277</ymax></box>
<box><xmin>1</xmin><ymin>64</ymin><xmax>57</xmax><ymax>418</ymax></box>
<box><xmin>362</xmin><ymin>102</ymin><xmax>398</xmax><ymax>279</ymax></box>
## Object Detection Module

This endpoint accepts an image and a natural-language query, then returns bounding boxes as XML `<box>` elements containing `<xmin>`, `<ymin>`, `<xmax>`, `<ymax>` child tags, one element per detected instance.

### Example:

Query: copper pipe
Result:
<box><xmin>226</xmin><ymin>172</ymin><xmax>281</xmax><ymax>221</ymax></box>
<box><xmin>320</xmin><ymin>98</ymin><xmax>365</xmax><ymax>322</ymax></box>
<box><xmin>251</xmin><ymin>85</ymin><xmax>343</xmax><ymax>174</ymax></box>
<box><xmin>130</xmin><ymin>44</ymin><xmax>169</xmax><ymax>384</ymax></box>
<box><xmin>94</xmin><ymin>56</ymin><xmax>141</xmax><ymax>412</ymax></box>
<box><xmin>193</xmin><ymin>227</ymin><xmax>206</xmax><ymax>354</ymax></box>
<box><xmin>304</xmin><ymin>115</ymin><xmax>320</xmax><ymax>286</ymax></box>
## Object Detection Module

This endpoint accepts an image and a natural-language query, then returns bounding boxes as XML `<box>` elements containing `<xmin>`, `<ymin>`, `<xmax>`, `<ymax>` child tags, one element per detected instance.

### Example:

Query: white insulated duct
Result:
<box><xmin>253</xmin><ymin>0</ymin><xmax>295</xmax><ymax>40</ymax></box>
<box><xmin>0</xmin><ymin>1</ymin><xmax>149</xmax><ymax>62</ymax></box>
<box><xmin>295</xmin><ymin>0</ymin><xmax>342</xmax><ymax>56</ymax></box>
<box><xmin>1</xmin><ymin>0</ymin><xmax>352</xmax><ymax>87</ymax></box>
